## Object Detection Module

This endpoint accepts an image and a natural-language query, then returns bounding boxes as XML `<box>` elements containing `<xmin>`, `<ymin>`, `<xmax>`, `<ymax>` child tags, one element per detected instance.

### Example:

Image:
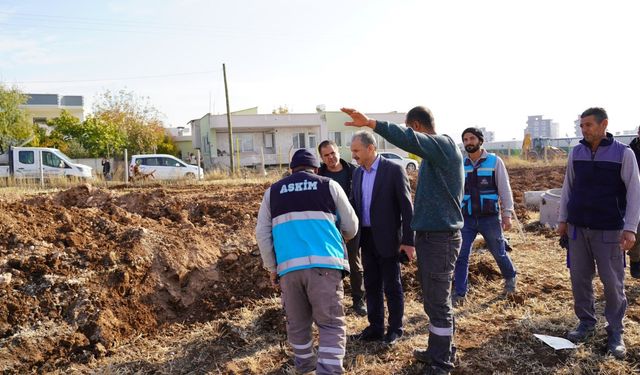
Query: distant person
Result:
<box><xmin>627</xmin><ymin>125</ymin><xmax>640</xmax><ymax>278</ymax></box>
<box><xmin>317</xmin><ymin>140</ymin><xmax>366</xmax><ymax>316</ymax></box>
<box><xmin>557</xmin><ymin>107</ymin><xmax>640</xmax><ymax>359</ymax></box>
<box><xmin>453</xmin><ymin>127</ymin><xmax>517</xmax><ymax>305</ymax></box>
<box><xmin>101</xmin><ymin>157</ymin><xmax>111</xmax><ymax>180</ymax></box>
<box><xmin>255</xmin><ymin>149</ymin><xmax>358</xmax><ymax>375</ymax></box>
<box><xmin>348</xmin><ymin>131</ymin><xmax>414</xmax><ymax>347</ymax></box>
<box><xmin>341</xmin><ymin>106</ymin><xmax>463</xmax><ymax>375</ymax></box>
<box><xmin>189</xmin><ymin>153</ymin><xmax>197</xmax><ymax>164</ymax></box>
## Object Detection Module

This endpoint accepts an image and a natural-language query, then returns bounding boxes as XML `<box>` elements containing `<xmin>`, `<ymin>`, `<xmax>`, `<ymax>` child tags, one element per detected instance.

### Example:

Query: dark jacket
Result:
<box><xmin>351</xmin><ymin>156</ymin><xmax>414</xmax><ymax>257</ymax></box>
<box><xmin>318</xmin><ymin>159</ymin><xmax>357</xmax><ymax>197</ymax></box>
<box><xmin>629</xmin><ymin>137</ymin><xmax>640</xmax><ymax>168</ymax></box>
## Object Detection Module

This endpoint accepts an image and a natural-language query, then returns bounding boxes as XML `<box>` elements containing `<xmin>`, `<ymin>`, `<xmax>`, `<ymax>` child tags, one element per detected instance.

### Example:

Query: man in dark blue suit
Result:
<box><xmin>349</xmin><ymin>130</ymin><xmax>415</xmax><ymax>346</ymax></box>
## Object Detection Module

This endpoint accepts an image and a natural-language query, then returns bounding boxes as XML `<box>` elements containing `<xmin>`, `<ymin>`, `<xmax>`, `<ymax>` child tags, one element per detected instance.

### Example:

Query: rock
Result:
<box><xmin>0</xmin><ymin>273</ymin><xmax>12</xmax><ymax>286</ymax></box>
<box><xmin>224</xmin><ymin>253</ymin><xmax>239</xmax><ymax>262</ymax></box>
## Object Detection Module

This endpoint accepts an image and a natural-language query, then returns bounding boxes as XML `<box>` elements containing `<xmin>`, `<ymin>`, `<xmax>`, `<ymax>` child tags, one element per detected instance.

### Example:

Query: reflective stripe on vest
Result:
<box><xmin>463</xmin><ymin>153</ymin><xmax>499</xmax><ymax>216</ymax></box>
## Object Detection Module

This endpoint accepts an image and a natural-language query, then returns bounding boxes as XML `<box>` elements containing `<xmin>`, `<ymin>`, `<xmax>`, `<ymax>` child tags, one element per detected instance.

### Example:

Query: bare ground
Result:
<box><xmin>1</xmin><ymin>164</ymin><xmax>639</xmax><ymax>374</ymax></box>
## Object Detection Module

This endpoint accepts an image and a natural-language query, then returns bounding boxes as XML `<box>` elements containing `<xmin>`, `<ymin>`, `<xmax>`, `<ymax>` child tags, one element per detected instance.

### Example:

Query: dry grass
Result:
<box><xmin>61</xmin><ymin>221</ymin><xmax>640</xmax><ymax>374</ymax></box>
<box><xmin>503</xmin><ymin>157</ymin><xmax>568</xmax><ymax>169</ymax></box>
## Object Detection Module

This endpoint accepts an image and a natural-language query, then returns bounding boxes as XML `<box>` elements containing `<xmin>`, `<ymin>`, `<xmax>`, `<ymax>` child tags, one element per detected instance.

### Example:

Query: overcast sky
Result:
<box><xmin>1</xmin><ymin>0</ymin><xmax>639</xmax><ymax>141</ymax></box>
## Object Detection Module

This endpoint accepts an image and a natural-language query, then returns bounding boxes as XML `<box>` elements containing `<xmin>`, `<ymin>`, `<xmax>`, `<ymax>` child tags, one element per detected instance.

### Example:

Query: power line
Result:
<box><xmin>10</xmin><ymin>70</ymin><xmax>218</xmax><ymax>84</ymax></box>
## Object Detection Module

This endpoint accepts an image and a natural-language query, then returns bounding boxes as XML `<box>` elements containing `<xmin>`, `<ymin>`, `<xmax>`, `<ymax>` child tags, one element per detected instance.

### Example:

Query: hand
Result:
<box><xmin>620</xmin><ymin>230</ymin><xmax>636</xmax><ymax>251</ymax></box>
<box><xmin>400</xmin><ymin>245</ymin><xmax>416</xmax><ymax>261</ymax></box>
<box><xmin>341</xmin><ymin>108</ymin><xmax>376</xmax><ymax>129</ymax></box>
<box><xmin>557</xmin><ymin>222</ymin><xmax>568</xmax><ymax>237</ymax></box>
<box><xmin>502</xmin><ymin>216</ymin><xmax>512</xmax><ymax>231</ymax></box>
<box><xmin>269</xmin><ymin>271</ymin><xmax>280</xmax><ymax>289</ymax></box>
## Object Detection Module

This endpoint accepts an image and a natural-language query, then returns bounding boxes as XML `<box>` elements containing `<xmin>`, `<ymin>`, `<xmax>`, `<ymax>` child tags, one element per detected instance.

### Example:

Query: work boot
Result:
<box><xmin>353</xmin><ymin>299</ymin><xmax>367</xmax><ymax>317</ymax></box>
<box><xmin>607</xmin><ymin>332</ymin><xmax>626</xmax><ymax>359</ymax></box>
<box><xmin>413</xmin><ymin>348</ymin><xmax>432</xmax><ymax>364</ymax></box>
<box><xmin>566</xmin><ymin>322</ymin><xmax>595</xmax><ymax>343</ymax></box>
<box><xmin>630</xmin><ymin>261</ymin><xmax>640</xmax><ymax>279</ymax></box>
<box><xmin>423</xmin><ymin>365</ymin><xmax>450</xmax><ymax>375</ymax></box>
<box><xmin>504</xmin><ymin>275</ymin><xmax>517</xmax><ymax>294</ymax></box>
<box><xmin>451</xmin><ymin>294</ymin><xmax>465</xmax><ymax>307</ymax></box>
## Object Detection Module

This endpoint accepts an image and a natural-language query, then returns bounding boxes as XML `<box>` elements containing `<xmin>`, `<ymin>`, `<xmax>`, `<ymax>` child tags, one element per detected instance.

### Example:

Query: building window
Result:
<box><xmin>33</xmin><ymin>117</ymin><xmax>47</xmax><ymax>125</ymax></box>
<box><xmin>345</xmin><ymin>131</ymin><xmax>354</xmax><ymax>146</ymax></box>
<box><xmin>329</xmin><ymin>131</ymin><xmax>342</xmax><ymax>147</ymax></box>
<box><xmin>264</xmin><ymin>133</ymin><xmax>275</xmax><ymax>148</ymax></box>
<box><xmin>308</xmin><ymin>133</ymin><xmax>317</xmax><ymax>150</ymax></box>
<box><xmin>237</xmin><ymin>134</ymin><xmax>254</xmax><ymax>152</ymax></box>
<box><xmin>293</xmin><ymin>133</ymin><xmax>306</xmax><ymax>149</ymax></box>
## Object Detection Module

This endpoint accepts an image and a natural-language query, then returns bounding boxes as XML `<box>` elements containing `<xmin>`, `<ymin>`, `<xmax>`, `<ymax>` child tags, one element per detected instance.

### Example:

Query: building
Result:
<box><xmin>186</xmin><ymin>107</ymin><xmax>407</xmax><ymax>169</ymax></box>
<box><xmin>19</xmin><ymin>94</ymin><xmax>84</xmax><ymax>126</ymax></box>
<box><xmin>525</xmin><ymin>115</ymin><xmax>559</xmax><ymax>138</ymax></box>
<box><xmin>164</xmin><ymin>126</ymin><xmax>195</xmax><ymax>161</ymax></box>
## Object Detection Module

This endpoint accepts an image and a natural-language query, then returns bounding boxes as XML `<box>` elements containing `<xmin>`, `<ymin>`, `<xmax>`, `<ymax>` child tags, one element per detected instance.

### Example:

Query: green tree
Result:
<box><xmin>156</xmin><ymin>134</ymin><xmax>179</xmax><ymax>156</ymax></box>
<box><xmin>0</xmin><ymin>84</ymin><xmax>35</xmax><ymax>151</ymax></box>
<box><xmin>92</xmin><ymin>89</ymin><xmax>165</xmax><ymax>154</ymax></box>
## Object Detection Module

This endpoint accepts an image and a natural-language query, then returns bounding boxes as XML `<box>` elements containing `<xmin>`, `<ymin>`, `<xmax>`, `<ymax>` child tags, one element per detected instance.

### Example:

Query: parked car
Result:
<box><xmin>379</xmin><ymin>152</ymin><xmax>419</xmax><ymax>172</ymax></box>
<box><xmin>129</xmin><ymin>154</ymin><xmax>203</xmax><ymax>180</ymax></box>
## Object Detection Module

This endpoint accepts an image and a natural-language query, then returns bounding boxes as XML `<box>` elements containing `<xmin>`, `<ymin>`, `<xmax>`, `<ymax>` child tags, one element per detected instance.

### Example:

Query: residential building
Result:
<box><xmin>164</xmin><ymin>126</ymin><xmax>195</xmax><ymax>161</ymax></box>
<box><xmin>186</xmin><ymin>107</ymin><xmax>407</xmax><ymax>169</ymax></box>
<box><xmin>525</xmin><ymin>115</ymin><xmax>559</xmax><ymax>138</ymax></box>
<box><xmin>19</xmin><ymin>94</ymin><xmax>84</xmax><ymax>126</ymax></box>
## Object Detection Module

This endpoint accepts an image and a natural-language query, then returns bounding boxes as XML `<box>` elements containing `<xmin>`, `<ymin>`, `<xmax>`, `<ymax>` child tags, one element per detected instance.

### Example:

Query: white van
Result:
<box><xmin>129</xmin><ymin>154</ymin><xmax>203</xmax><ymax>180</ymax></box>
<box><xmin>0</xmin><ymin>147</ymin><xmax>93</xmax><ymax>179</ymax></box>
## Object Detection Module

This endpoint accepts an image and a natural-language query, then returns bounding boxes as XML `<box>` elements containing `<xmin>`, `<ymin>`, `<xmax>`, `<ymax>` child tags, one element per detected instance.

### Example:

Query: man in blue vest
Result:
<box><xmin>453</xmin><ymin>128</ymin><xmax>517</xmax><ymax>305</ymax></box>
<box><xmin>558</xmin><ymin>107</ymin><xmax>640</xmax><ymax>359</ymax></box>
<box><xmin>256</xmin><ymin>149</ymin><xmax>359</xmax><ymax>375</ymax></box>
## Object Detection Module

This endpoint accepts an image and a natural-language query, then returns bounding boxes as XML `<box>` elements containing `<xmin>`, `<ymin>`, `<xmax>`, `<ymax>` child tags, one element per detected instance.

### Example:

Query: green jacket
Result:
<box><xmin>374</xmin><ymin>121</ymin><xmax>464</xmax><ymax>231</ymax></box>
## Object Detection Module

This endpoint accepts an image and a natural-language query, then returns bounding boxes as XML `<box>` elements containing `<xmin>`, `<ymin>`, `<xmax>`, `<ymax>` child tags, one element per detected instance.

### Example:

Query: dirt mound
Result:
<box><xmin>508</xmin><ymin>165</ymin><xmax>566</xmax><ymax>221</ymax></box>
<box><xmin>0</xmin><ymin>182</ymin><xmax>269</xmax><ymax>373</ymax></box>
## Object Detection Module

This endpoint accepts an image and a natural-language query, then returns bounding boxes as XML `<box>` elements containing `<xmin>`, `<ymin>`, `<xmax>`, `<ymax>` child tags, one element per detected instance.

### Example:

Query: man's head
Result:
<box><xmin>405</xmin><ymin>106</ymin><xmax>435</xmax><ymax>134</ymax></box>
<box><xmin>637</xmin><ymin>125</ymin><xmax>640</xmax><ymax>138</ymax></box>
<box><xmin>461</xmin><ymin>127</ymin><xmax>484</xmax><ymax>154</ymax></box>
<box><xmin>580</xmin><ymin>107</ymin><xmax>608</xmax><ymax>144</ymax></box>
<box><xmin>350</xmin><ymin>131</ymin><xmax>377</xmax><ymax>168</ymax></box>
<box><xmin>318</xmin><ymin>140</ymin><xmax>340</xmax><ymax>169</ymax></box>
<box><xmin>290</xmin><ymin>149</ymin><xmax>320</xmax><ymax>173</ymax></box>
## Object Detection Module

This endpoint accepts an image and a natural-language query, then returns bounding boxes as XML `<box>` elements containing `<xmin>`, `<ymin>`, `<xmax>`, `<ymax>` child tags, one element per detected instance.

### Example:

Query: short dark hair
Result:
<box><xmin>318</xmin><ymin>139</ymin><xmax>337</xmax><ymax>155</ymax></box>
<box><xmin>581</xmin><ymin>107</ymin><xmax>608</xmax><ymax>123</ymax></box>
<box><xmin>406</xmin><ymin>106</ymin><xmax>435</xmax><ymax>131</ymax></box>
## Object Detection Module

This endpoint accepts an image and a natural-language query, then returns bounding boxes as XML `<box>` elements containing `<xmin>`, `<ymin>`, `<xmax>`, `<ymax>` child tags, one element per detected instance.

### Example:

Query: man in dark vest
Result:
<box><xmin>453</xmin><ymin>127</ymin><xmax>517</xmax><ymax>305</ymax></box>
<box><xmin>557</xmin><ymin>107</ymin><xmax>640</xmax><ymax>359</ymax></box>
<box><xmin>256</xmin><ymin>149</ymin><xmax>358</xmax><ymax>374</ymax></box>
<box><xmin>317</xmin><ymin>139</ymin><xmax>366</xmax><ymax>316</ymax></box>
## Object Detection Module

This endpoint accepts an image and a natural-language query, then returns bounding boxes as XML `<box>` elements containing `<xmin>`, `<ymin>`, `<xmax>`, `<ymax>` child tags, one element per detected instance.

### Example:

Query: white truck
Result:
<box><xmin>0</xmin><ymin>147</ymin><xmax>93</xmax><ymax>179</ymax></box>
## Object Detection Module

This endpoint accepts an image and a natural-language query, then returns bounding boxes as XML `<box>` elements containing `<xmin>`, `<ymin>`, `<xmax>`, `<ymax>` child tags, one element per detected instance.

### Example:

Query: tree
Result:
<box><xmin>0</xmin><ymin>84</ymin><xmax>35</xmax><ymax>152</ymax></box>
<box><xmin>155</xmin><ymin>134</ymin><xmax>179</xmax><ymax>156</ymax></box>
<box><xmin>45</xmin><ymin>110</ymin><xmax>126</xmax><ymax>158</ymax></box>
<box><xmin>92</xmin><ymin>89</ymin><xmax>165</xmax><ymax>154</ymax></box>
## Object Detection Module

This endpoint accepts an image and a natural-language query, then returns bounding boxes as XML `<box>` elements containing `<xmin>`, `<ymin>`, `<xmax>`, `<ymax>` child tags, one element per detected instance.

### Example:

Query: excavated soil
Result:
<box><xmin>0</xmin><ymin>165</ymin><xmax>567</xmax><ymax>373</ymax></box>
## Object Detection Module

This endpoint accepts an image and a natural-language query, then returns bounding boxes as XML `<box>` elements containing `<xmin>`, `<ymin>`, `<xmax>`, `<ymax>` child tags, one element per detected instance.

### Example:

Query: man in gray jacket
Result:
<box><xmin>256</xmin><ymin>149</ymin><xmax>358</xmax><ymax>374</ymax></box>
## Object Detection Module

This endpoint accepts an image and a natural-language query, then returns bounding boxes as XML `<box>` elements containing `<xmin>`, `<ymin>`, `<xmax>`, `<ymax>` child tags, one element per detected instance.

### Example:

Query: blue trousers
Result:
<box><xmin>360</xmin><ymin>228</ymin><xmax>404</xmax><ymax>335</ymax></box>
<box><xmin>454</xmin><ymin>214</ymin><xmax>516</xmax><ymax>297</ymax></box>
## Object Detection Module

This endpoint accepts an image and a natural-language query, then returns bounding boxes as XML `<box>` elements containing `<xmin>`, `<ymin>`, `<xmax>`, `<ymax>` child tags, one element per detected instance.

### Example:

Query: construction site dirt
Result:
<box><xmin>3</xmin><ymin>164</ymin><xmax>639</xmax><ymax>374</ymax></box>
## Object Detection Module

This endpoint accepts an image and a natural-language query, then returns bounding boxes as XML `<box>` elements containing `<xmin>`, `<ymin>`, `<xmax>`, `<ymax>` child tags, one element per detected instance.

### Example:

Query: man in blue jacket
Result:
<box><xmin>342</xmin><ymin>107</ymin><xmax>463</xmax><ymax>375</ymax></box>
<box><xmin>256</xmin><ymin>149</ymin><xmax>359</xmax><ymax>374</ymax></box>
<box><xmin>557</xmin><ymin>107</ymin><xmax>640</xmax><ymax>359</ymax></box>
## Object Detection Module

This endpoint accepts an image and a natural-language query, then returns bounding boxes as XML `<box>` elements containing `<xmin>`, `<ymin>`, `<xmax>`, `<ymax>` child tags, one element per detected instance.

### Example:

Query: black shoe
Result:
<box><xmin>349</xmin><ymin>327</ymin><xmax>383</xmax><ymax>342</ymax></box>
<box><xmin>353</xmin><ymin>299</ymin><xmax>367</xmax><ymax>317</ymax></box>
<box><xmin>383</xmin><ymin>330</ymin><xmax>402</xmax><ymax>346</ymax></box>
<box><xmin>423</xmin><ymin>365</ymin><xmax>450</xmax><ymax>375</ymax></box>
<box><xmin>413</xmin><ymin>348</ymin><xmax>431</xmax><ymax>364</ymax></box>
<box><xmin>566</xmin><ymin>322</ymin><xmax>595</xmax><ymax>343</ymax></box>
<box><xmin>631</xmin><ymin>261</ymin><xmax>640</xmax><ymax>279</ymax></box>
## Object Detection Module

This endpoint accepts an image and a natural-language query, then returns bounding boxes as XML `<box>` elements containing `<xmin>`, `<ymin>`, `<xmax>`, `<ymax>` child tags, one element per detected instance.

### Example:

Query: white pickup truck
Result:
<box><xmin>0</xmin><ymin>147</ymin><xmax>93</xmax><ymax>179</ymax></box>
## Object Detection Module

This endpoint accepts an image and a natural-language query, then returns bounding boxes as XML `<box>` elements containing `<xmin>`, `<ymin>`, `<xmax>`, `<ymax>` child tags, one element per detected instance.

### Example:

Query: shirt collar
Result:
<box><xmin>362</xmin><ymin>154</ymin><xmax>381</xmax><ymax>172</ymax></box>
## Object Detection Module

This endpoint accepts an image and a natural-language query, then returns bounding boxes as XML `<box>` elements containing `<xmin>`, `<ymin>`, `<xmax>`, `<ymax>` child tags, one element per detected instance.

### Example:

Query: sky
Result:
<box><xmin>1</xmin><ymin>0</ymin><xmax>640</xmax><ymax>141</ymax></box>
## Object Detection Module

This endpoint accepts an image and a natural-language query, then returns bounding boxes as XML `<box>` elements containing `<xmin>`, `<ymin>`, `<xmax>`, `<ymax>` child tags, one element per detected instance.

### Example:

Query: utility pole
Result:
<box><xmin>223</xmin><ymin>63</ymin><xmax>234</xmax><ymax>174</ymax></box>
